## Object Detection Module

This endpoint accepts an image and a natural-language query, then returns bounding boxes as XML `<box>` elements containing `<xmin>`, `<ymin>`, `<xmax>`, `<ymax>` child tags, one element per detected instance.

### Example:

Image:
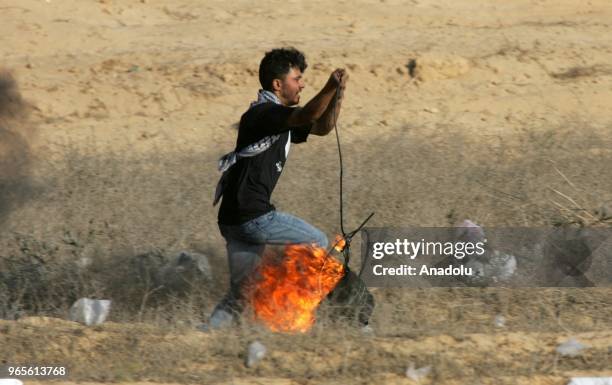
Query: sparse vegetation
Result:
<box><xmin>1</xmin><ymin>1</ymin><xmax>611</xmax><ymax>383</ymax></box>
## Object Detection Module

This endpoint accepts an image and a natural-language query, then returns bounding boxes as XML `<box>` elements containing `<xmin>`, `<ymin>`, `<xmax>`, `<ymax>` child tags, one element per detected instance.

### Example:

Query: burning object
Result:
<box><xmin>245</xmin><ymin>236</ymin><xmax>374</xmax><ymax>333</ymax></box>
<box><xmin>245</xmin><ymin>241</ymin><xmax>344</xmax><ymax>333</ymax></box>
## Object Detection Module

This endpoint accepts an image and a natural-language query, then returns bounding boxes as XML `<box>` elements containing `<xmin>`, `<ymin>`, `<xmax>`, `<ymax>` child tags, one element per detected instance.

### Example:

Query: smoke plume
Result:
<box><xmin>0</xmin><ymin>70</ymin><xmax>35</xmax><ymax>227</ymax></box>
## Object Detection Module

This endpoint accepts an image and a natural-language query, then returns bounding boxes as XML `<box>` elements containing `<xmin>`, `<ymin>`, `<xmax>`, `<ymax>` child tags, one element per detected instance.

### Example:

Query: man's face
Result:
<box><xmin>276</xmin><ymin>67</ymin><xmax>305</xmax><ymax>106</ymax></box>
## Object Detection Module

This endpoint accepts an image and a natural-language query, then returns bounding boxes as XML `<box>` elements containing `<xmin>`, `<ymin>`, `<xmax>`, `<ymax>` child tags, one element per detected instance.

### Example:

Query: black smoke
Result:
<box><xmin>0</xmin><ymin>70</ymin><xmax>34</xmax><ymax>228</ymax></box>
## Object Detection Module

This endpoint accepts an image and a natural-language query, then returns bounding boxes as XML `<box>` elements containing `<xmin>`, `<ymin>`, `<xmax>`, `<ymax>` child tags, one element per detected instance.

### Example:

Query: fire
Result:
<box><xmin>245</xmin><ymin>236</ymin><xmax>346</xmax><ymax>333</ymax></box>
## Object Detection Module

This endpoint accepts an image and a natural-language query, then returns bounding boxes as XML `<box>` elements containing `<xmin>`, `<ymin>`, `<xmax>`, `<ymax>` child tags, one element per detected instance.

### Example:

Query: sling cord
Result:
<box><xmin>333</xmin><ymin>83</ymin><xmax>346</xmax><ymax>238</ymax></box>
<box><xmin>331</xmin><ymin>80</ymin><xmax>374</xmax><ymax>270</ymax></box>
<box><xmin>317</xmin><ymin>80</ymin><xmax>374</xmax><ymax>296</ymax></box>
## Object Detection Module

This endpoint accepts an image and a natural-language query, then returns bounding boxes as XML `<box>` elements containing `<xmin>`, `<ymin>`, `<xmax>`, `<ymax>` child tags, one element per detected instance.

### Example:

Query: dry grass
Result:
<box><xmin>1</xmin><ymin>95</ymin><xmax>611</xmax><ymax>384</ymax></box>
<box><xmin>0</xmin><ymin>289</ymin><xmax>610</xmax><ymax>384</ymax></box>
<box><xmin>547</xmin><ymin>165</ymin><xmax>612</xmax><ymax>227</ymax></box>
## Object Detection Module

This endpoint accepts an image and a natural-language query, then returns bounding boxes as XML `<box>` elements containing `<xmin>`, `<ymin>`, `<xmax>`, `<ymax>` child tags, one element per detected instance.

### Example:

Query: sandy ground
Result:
<box><xmin>4</xmin><ymin>315</ymin><xmax>612</xmax><ymax>385</ymax></box>
<box><xmin>1</xmin><ymin>0</ymin><xmax>611</xmax><ymax>384</ymax></box>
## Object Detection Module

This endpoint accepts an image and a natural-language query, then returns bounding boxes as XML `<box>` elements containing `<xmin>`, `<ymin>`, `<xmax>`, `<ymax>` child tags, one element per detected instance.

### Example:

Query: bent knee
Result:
<box><xmin>314</xmin><ymin>230</ymin><xmax>329</xmax><ymax>249</ymax></box>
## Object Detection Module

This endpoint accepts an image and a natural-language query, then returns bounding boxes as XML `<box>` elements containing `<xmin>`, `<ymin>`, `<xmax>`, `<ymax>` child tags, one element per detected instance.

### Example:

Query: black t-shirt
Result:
<box><xmin>218</xmin><ymin>102</ymin><xmax>311</xmax><ymax>225</ymax></box>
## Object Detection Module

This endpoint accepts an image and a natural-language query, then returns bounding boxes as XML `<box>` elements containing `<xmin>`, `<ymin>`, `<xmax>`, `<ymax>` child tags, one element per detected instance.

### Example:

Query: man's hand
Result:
<box><xmin>310</xmin><ymin>69</ymin><xmax>348</xmax><ymax>136</ymax></box>
<box><xmin>288</xmin><ymin>68</ymin><xmax>348</xmax><ymax>128</ymax></box>
<box><xmin>326</xmin><ymin>68</ymin><xmax>349</xmax><ymax>90</ymax></box>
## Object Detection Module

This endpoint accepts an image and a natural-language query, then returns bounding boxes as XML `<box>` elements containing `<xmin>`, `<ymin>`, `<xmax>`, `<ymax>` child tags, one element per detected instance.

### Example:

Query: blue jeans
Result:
<box><xmin>213</xmin><ymin>211</ymin><xmax>329</xmax><ymax>316</ymax></box>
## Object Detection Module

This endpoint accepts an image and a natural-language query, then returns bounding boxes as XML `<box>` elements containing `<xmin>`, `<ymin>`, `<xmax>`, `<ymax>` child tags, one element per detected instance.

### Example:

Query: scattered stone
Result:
<box><xmin>77</xmin><ymin>256</ymin><xmax>92</xmax><ymax>269</ymax></box>
<box><xmin>595</xmin><ymin>204</ymin><xmax>611</xmax><ymax>220</ymax></box>
<box><xmin>69</xmin><ymin>298</ymin><xmax>111</xmax><ymax>326</ymax></box>
<box><xmin>0</xmin><ymin>380</ymin><xmax>24</xmax><ymax>385</ymax></box>
<box><xmin>556</xmin><ymin>338</ymin><xmax>589</xmax><ymax>357</ymax></box>
<box><xmin>405</xmin><ymin>362</ymin><xmax>431</xmax><ymax>382</ymax></box>
<box><xmin>453</xmin><ymin>220</ymin><xmax>517</xmax><ymax>286</ymax></box>
<box><xmin>180</xmin><ymin>251</ymin><xmax>212</xmax><ymax>279</ymax></box>
<box><xmin>486</xmin><ymin>251</ymin><xmax>517</xmax><ymax>282</ymax></box>
<box><xmin>543</xmin><ymin>228</ymin><xmax>596</xmax><ymax>287</ymax></box>
<box><xmin>246</xmin><ymin>341</ymin><xmax>267</xmax><ymax>368</ymax></box>
<box><xmin>494</xmin><ymin>314</ymin><xmax>506</xmax><ymax>328</ymax></box>
<box><xmin>567</xmin><ymin>378</ymin><xmax>612</xmax><ymax>385</ymax></box>
<box><xmin>157</xmin><ymin>251</ymin><xmax>212</xmax><ymax>292</ymax></box>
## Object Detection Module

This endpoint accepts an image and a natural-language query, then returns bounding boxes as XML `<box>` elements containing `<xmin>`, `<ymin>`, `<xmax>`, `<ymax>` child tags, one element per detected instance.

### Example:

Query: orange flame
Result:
<box><xmin>245</xmin><ymin>236</ymin><xmax>346</xmax><ymax>333</ymax></box>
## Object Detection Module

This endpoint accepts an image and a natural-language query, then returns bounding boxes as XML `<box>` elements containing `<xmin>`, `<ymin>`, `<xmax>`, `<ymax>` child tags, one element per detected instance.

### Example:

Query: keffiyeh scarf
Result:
<box><xmin>213</xmin><ymin>90</ymin><xmax>283</xmax><ymax>206</ymax></box>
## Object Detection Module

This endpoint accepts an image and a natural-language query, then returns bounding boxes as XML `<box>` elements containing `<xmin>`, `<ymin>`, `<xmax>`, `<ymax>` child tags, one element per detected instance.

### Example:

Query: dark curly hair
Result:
<box><xmin>258</xmin><ymin>47</ymin><xmax>307</xmax><ymax>91</ymax></box>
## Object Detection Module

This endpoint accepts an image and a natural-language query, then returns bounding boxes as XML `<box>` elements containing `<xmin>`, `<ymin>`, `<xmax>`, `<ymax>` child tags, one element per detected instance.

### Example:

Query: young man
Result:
<box><xmin>209</xmin><ymin>47</ymin><xmax>348</xmax><ymax>328</ymax></box>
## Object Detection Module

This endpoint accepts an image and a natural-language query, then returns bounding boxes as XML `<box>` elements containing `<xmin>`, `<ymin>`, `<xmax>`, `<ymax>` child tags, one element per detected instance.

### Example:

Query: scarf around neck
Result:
<box><xmin>213</xmin><ymin>90</ymin><xmax>286</xmax><ymax>206</ymax></box>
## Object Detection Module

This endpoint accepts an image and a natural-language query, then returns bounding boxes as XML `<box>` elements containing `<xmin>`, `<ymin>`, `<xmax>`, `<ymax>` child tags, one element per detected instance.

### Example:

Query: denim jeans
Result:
<box><xmin>212</xmin><ymin>211</ymin><xmax>328</xmax><ymax>319</ymax></box>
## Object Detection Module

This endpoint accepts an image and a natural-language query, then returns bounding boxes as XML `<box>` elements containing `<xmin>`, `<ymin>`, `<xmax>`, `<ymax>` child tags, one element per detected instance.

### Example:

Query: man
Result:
<box><xmin>209</xmin><ymin>47</ymin><xmax>348</xmax><ymax>328</ymax></box>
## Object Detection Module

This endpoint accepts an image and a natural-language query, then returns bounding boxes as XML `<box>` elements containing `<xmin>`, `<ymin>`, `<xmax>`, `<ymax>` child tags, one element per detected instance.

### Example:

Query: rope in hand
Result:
<box><xmin>333</xmin><ymin>81</ymin><xmax>346</xmax><ymax>239</ymax></box>
<box><xmin>330</xmin><ymin>76</ymin><xmax>375</xmax><ymax>269</ymax></box>
<box><xmin>318</xmin><ymin>73</ymin><xmax>373</xmax><ymax>287</ymax></box>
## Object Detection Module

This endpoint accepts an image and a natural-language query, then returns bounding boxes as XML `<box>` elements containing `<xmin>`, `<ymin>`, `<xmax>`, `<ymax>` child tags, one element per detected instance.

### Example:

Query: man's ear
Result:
<box><xmin>271</xmin><ymin>78</ymin><xmax>282</xmax><ymax>92</ymax></box>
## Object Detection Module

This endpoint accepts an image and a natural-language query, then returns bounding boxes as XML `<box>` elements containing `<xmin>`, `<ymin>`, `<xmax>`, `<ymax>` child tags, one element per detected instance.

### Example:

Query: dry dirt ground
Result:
<box><xmin>1</xmin><ymin>0</ymin><xmax>611</xmax><ymax>384</ymax></box>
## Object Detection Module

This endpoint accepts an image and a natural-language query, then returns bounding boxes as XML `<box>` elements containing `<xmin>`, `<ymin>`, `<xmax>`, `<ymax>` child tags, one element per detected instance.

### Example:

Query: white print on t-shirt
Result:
<box><xmin>285</xmin><ymin>131</ymin><xmax>291</xmax><ymax>157</ymax></box>
<box><xmin>275</xmin><ymin>161</ymin><xmax>283</xmax><ymax>172</ymax></box>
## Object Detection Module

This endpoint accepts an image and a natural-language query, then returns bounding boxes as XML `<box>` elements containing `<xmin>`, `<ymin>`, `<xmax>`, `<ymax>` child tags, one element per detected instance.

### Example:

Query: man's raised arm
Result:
<box><xmin>287</xmin><ymin>69</ymin><xmax>346</xmax><ymax>127</ymax></box>
<box><xmin>310</xmin><ymin>71</ymin><xmax>347</xmax><ymax>136</ymax></box>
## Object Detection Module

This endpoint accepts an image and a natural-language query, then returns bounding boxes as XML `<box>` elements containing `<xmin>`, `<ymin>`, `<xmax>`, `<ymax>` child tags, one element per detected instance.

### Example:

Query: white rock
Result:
<box><xmin>158</xmin><ymin>251</ymin><xmax>212</xmax><ymax>290</ymax></box>
<box><xmin>77</xmin><ymin>256</ymin><xmax>92</xmax><ymax>268</ymax></box>
<box><xmin>246</xmin><ymin>341</ymin><xmax>267</xmax><ymax>368</ymax></box>
<box><xmin>180</xmin><ymin>251</ymin><xmax>212</xmax><ymax>279</ymax></box>
<box><xmin>487</xmin><ymin>251</ymin><xmax>517</xmax><ymax>281</ymax></box>
<box><xmin>556</xmin><ymin>338</ymin><xmax>588</xmax><ymax>357</ymax></box>
<box><xmin>494</xmin><ymin>314</ymin><xmax>506</xmax><ymax>328</ymax></box>
<box><xmin>69</xmin><ymin>298</ymin><xmax>111</xmax><ymax>326</ymax></box>
<box><xmin>0</xmin><ymin>380</ymin><xmax>24</xmax><ymax>385</ymax></box>
<box><xmin>406</xmin><ymin>362</ymin><xmax>431</xmax><ymax>382</ymax></box>
<box><xmin>567</xmin><ymin>378</ymin><xmax>612</xmax><ymax>385</ymax></box>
